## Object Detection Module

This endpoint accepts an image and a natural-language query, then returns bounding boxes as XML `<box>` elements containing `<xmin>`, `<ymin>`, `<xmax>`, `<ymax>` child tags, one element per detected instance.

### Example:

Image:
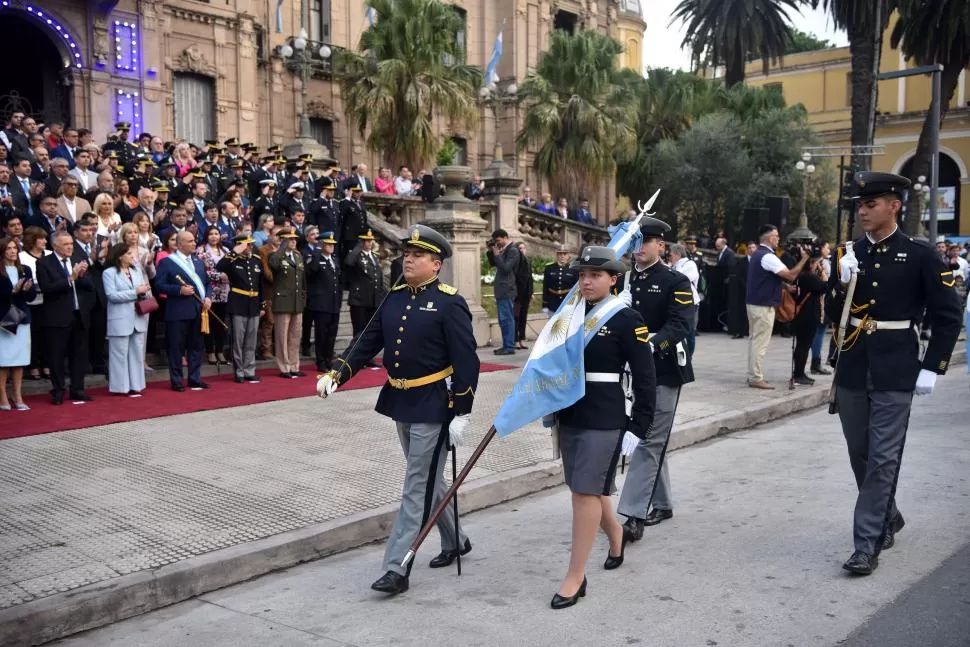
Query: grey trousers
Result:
<box><xmin>384</xmin><ymin>421</ymin><xmax>467</xmax><ymax>576</ymax></box>
<box><xmin>617</xmin><ymin>384</ymin><xmax>681</xmax><ymax>519</ymax></box>
<box><xmin>230</xmin><ymin>315</ymin><xmax>259</xmax><ymax>378</ymax></box>
<box><xmin>837</xmin><ymin>386</ymin><xmax>911</xmax><ymax>555</ymax></box>
<box><xmin>106</xmin><ymin>331</ymin><xmax>147</xmax><ymax>394</ymax></box>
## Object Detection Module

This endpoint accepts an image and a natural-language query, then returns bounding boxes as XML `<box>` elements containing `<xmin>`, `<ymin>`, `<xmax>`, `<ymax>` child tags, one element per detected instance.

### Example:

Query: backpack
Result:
<box><xmin>775</xmin><ymin>287</ymin><xmax>810</xmax><ymax>323</ymax></box>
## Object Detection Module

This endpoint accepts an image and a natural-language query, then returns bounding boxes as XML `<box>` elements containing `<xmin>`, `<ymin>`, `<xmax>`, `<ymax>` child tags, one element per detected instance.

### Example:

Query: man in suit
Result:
<box><xmin>569</xmin><ymin>198</ymin><xmax>596</xmax><ymax>226</ymax></box>
<box><xmin>0</xmin><ymin>166</ymin><xmax>16</xmax><ymax>225</ymax></box>
<box><xmin>486</xmin><ymin>228</ymin><xmax>520</xmax><ymax>355</ymax></box>
<box><xmin>30</xmin><ymin>146</ymin><xmax>50</xmax><ymax>182</ymax></box>
<box><xmin>73</xmin><ymin>218</ymin><xmax>110</xmax><ymax>374</ymax></box>
<box><xmin>344</xmin><ymin>163</ymin><xmax>370</xmax><ymax>193</ymax></box>
<box><xmin>728</xmin><ymin>242</ymin><xmax>755</xmax><ymax>338</ymax></box>
<box><xmin>26</xmin><ymin>195</ymin><xmax>73</xmax><ymax>239</ymax></box>
<box><xmin>714</xmin><ymin>237</ymin><xmax>736</xmax><ymax>269</ymax></box>
<box><xmin>155</xmin><ymin>231</ymin><xmax>213</xmax><ymax>391</ymax></box>
<box><xmin>45</xmin><ymin>157</ymin><xmax>71</xmax><ymax>199</ymax></box>
<box><xmin>7</xmin><ymin>157</ymin><xmax>37</xmax><ymax>219</ymax></box>
<box><xmin>55</xmin><ymin>177</ymin><xmax>92</xmax><ymax>224</ymax></box>
<box><xmin>69</xmin><ymin>150</ymin><xmax>99</xmax><ymax>195</ymax></box>
<box><xmin>35</xmin><ymin>231</ymin><xmax>96</xmax><ymax>404</ymax></box>
<box><xmin>303</xmin><ymin>230</ymin><xmax>343</xmax><ymax>371</ymax></box>
<box><xmin>339</xmin><ymin>185</ymin><xmax>367</xmax><ymax>268</ymax></box>
<box><xmin>51</xmin><ymin>128</ymin><xmax>80</xmax><ymax>169</ymax></box>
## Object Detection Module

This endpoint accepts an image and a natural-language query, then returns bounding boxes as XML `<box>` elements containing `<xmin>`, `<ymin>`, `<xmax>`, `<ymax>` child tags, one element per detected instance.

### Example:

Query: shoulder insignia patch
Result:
<box><xmin>941</xmin><ymin>270</ymin><xmax>955</xmax><ymax>288</ymax></box>
<box><xmin>392</xmin><ymin>283</ymin><xmax>408</xmax><ymax>291</ymax></box>
<box><xmin>438</xmin><ymin>283</ymin><xmax>458</xmax><ymax>295</ymax></box>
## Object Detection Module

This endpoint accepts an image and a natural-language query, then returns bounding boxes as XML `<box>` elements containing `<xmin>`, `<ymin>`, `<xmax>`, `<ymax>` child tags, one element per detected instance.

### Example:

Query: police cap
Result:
<box><xmin>640</xmin><ymin>216</ymin><xmax>672</xmax><ymax>239</ymax></box>
<box><xmin>850</xmin><ymin>171</ymin><xmax>912</xmax><ymax>200</ymax></box>
<box><xmin>571</xmin><ymin>245</ymin><xmax>626</xmax><ymax>274</ymax></box>
<box><xmin>401</xmin><ymin>224</ymin><xmax>452</xmax><ymax>260</ymax></box>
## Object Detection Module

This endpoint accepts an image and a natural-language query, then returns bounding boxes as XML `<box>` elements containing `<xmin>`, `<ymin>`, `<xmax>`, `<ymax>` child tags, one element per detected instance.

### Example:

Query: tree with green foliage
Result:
<box><xmin>785</xmin><ymin>28</ymin><xmax>834</xmax><ymax>54</ymax></box>
<box><xmin>672</xmin><ymin>0</ymin><xmax>803</xmax><ymax>87</ymax></box>
<box><xmin>336</xmin><ymin>0</ymin><xmax>482</xmax><ymax>170</ymax></box>
<box><xmin>515</xmin><ymin>30</ymin><xmax>638</xmax><ymax>205</ymax></box>
<box><xmin>891</xmin><ymin>0</ymin><xmax>970</xmax><ymax>234</ymax></box>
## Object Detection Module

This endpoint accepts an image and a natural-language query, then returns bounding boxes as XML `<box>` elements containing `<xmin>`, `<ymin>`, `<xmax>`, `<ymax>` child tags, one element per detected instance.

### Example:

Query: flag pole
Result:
<box><xmin>401</xmin><ymin>189</ymin><xmax>661</xmax><ymax>570</ymax></box>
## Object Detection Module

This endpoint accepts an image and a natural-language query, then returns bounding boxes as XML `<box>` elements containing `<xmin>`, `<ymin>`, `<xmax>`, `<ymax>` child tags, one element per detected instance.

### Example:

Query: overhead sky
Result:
<box><xmin>642</xmin><ymin>1</ymin><xmax>850</xmax><ymax>72</ymax></box>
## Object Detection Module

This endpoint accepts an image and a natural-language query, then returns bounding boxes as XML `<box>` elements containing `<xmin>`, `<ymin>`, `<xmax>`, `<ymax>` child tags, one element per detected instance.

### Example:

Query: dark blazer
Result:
<box><xmin>34</xmin><ymin>252</ymin><xmax>95</xmax><ymax>328</ymax></box>
<box><xmin>303</xmin><ymin>248</ymin><xmax>342</xmax><ymax>313</ymax></box>
<box><xmin>155</xmin><ymin>254</ymin><xmax>213</xmax><ymax>321</ymax></box>
<box><xmin>25</xmin><ymin>213</ymin><xmax>73</xmax><ymax>240</ymax></box>
<box><xmin>0</xmin><ymin>264</ymin><xmax>38</xmax><ymax>332</ymax></box>
<box><xmin>486</xmin><ymin>242</ymin><xmax>520</xmax><ymax>300</ymax></box>
<box><xmin>344</xmin><ymin>243</ymin><xmax>385</xmax><ymax>308</ymax></box>
<box><xmin>716</xmin><ymin>247</ymin><xmax>737</xmax><ymax>268</ymax></box>
<box><xmin>7</xmin><ymin>176</ymin><xmax>34</xmax><ymax>218</ymax></box>
<box><xmin>51</xmin><ymin>143</ymin><xmax>78</xmax><ymax>169</ymax></box>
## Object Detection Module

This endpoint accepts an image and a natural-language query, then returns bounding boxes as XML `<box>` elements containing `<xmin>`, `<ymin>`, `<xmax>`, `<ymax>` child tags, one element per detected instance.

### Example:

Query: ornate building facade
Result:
<box><xmin>0</xmin><ymin>0</ymin><xmax>645</xmax><ymax>223</ymax></box>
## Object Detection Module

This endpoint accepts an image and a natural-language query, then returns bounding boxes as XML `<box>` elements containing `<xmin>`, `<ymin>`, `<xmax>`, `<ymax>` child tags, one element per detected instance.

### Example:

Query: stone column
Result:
<box><xmin>481</xmin><ymin>144</ymin><xmax>524</xmax><ymax>239</ymax></box>
<box><xmin>422</xmin><ymin>204</ymin><xmax>491</xmax><ymax>346</ymax></box>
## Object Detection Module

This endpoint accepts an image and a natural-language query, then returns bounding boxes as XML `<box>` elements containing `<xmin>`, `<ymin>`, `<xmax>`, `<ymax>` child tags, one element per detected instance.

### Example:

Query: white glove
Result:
<box><xmin>915</xmin><ymin>369</ymin><xmax>937</xmax><ymax>396</ymax></box>
<box><xmin>621</xmin><ymin>431</ymin><xmax>640</xmax><ymax>457</ymax></box>
<box><xmin>839</xmin><ymin>248</ymin><xmax>859</xmax><ymax>283</ymax></box>
<box><xmin>316</xmin><ymin>372</ymin><xmax>337</xmax><ymax>398</ymax></box>
<box><xmin>542</xmin><ymin>307</ymin><xmax>551</xmax><ymax>316</ymax></box>
<box><xmin>449</xmin><ymin>414</ymin><xmax>471</xmax><ymax>447</ymax></box>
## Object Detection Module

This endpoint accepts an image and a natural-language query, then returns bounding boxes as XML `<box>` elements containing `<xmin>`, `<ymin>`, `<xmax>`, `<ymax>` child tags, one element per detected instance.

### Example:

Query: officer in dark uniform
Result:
<box><xmin>615</xmin><ymin>217</ymin><xmax>695</xmax><ymax>538</ymax></box>
<box><xmin>827</xmin><ymin>171</ymin><xmax>962</xmax><ymax>575</ymax></box>
<box><xmin>339</xmin><ymin>185</ymin><xmax>367</xmax><ymax>264</ymax></box>
<box><xmin>248</xmin><ymin>155</ymin><xmax>278</xmax><ymax>199</ymax></box>
<box><xmin>251</xmin><ymin>179</ymin><xmax>280</xmax><ymax>226</ymax></box>
<box><xmin>542</xmin><ymin>243</ymin><xmax>578</xmax><ymax>313</ymax></box>
<box><xmin>243</xmin><ymin>144</ymin><xmax>260</xmax><ymax>178</ymax></box>
<box><xmin>211</xmin><ymin>147</ymin><xmax>229</xmax><ymax>182</ymax></box>
<box><xmin>317</xmin><ymin>224</ymin><xmax>480</xmax><ymax>595</ymax></box>
<box><xmin>303</xmin><ymin>230</ymin><xmax>342</xmax><ymax>370</ymax></box>
<box><xmin>128</xmin><ymin>157</ymin><xmax>156</xmax><ymax>196</ymax></box>
<box><xmin>103</xmin><ymin>122</ymin><xmax>139</xmax><ymax>170</ymax></box>
<box><xmin>309</xmin><ymin>177</ymin><xmax>340</xmax><ymax>232</ymax></box>
<box><xmin>345</xmin><ymin>229</ymin><xmax>387</xmax><ymax>344</ymax></box>
<box><xmin>224</xmin><ymin>138</ymin><xmax>243</xmax><ymax>163</ymax></box>
<box><xmin>299</xmin><ymin>154</ymin><xmax>317</xmax><ymax>196</ymax></box>
<box><xmin>216</xmin><ymin>233</ymin><xmax>265</xmax><ymax>383</ymax></box>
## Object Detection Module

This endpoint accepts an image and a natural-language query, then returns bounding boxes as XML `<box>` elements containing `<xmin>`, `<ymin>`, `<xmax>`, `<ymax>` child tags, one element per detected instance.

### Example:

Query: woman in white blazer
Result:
<box><xmin>102</xmin><ymin>242</ymin><xmax>151</xmax><ymax>395</ymax></box>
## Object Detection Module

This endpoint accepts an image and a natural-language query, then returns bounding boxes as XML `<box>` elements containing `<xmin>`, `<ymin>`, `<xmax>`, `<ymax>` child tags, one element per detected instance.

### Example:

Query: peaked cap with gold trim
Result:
<box><xmin>401</xmin><ymin>224</ymin><xmax>452</xmax><ymax>260</ymax></box>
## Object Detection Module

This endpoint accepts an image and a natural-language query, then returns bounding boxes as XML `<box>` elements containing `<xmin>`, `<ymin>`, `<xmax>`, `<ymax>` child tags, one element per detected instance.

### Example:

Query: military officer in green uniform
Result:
<box><xmin>827</xmin><ymin>172</ymin><xmax>963</xmax><ymax>575</ymax></box>
<box><xmin>542</xmin><ymin>244</ymin><xmax>578</xmax><ymax>313</ymax></box>
<box><xmin>317</xmin><ymin>224</ymin><xmax>480</xmax><ymax>595</ymax></box>
<box><xmin>216</xmin><ymin>233</ymin><xmax>265</xmax><ymax>383</ymax></box>
<box><xmin>268</xmin><ymin>229</ymin><xmax>308</xmax><ymax>378</ymax></box>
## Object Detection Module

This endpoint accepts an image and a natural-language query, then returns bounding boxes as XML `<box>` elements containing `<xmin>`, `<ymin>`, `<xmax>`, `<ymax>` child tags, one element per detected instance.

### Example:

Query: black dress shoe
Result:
<box><xmin>370</xmin><ymin>571</ymin><xmax>409</xmax><ymax>595</ymax></box>
<box><xmin>643</xmin><ymin>508</ymin><xmax>673</xmax><ymax>526</ymax></box>
<box><xmin>188</xmin><ymin>381</ymin><xmax>210</xmax><ymax>390</ymax></box>
<box><xmin>550</xmin><ymin>576</ymin><xmax>587</xmax><ymax>610</ymax></box>
<box><xmin>882</xmin><ymin>512</ymin><xmax>906</xmax><ymax>550</ymax></box>
<box><xmin>51</xmin><ymin>393</ymin><xmax>64</xmax><ymax>405</ymax></box>
<box><xmin>70</xmin><ymin>392</ymin><xmax>93</xmax><ymax>402</ymax></box>
<box><xmin>604</xmin><ymin>534</ymin><xmax>628</xmax><ymax>570</ymax></box>
<box><xmin>793</xmin><ymin>375</ymin><xmax>815</xmax><ymax>386</ymax></box>
<box><xmin>843</xmin><ymin>551</ymin><xmax>878</xmax><ymax>575</ymax></box>
<box><xmin>279</xmin><ymin>372</ymin><xmax>292</xmax><ymax>379</ymax></box>
<box><xmin>171</xmin><ymin>383</ymin><xmax>185</xmax><ymax>392</ymax></box>
<box><xmin>622</xmin><ymin>517</ymin><xmax>644</xmax><ymax>542</ymax></box>
<box><xmin>245</xmin><ymin>375</ymin><xmax>261</xmax><ymax>383</ymax></box>
<box><xmin>293</xmin><ymin>370</ymin><xmax>307</xmax><ymax>377</ymax></box>
<box><xmin>429</xmin><ymin>538</ymin><xmax>472</xmax><ymax>568</ymax></box>
<box><xmin>234</xmin><ymin>376</ymin><xmax>245</xmax><ymax>384</ymax></box>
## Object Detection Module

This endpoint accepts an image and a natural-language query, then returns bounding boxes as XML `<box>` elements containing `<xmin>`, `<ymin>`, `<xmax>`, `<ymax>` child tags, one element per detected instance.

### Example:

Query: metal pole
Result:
<box><xmin>928</xmin><ymin>68</ymin><xmax>941</xmax><ymax>245</ymax></box>
<box><xmin>865</xmin><ymin>0</ymin><xmax>884</xmax><ymax>170</ymax></box>
<box><xmin>837</xmin><ymin>155</ymin><xmax>845</xmax><ymax>243</ymax></box>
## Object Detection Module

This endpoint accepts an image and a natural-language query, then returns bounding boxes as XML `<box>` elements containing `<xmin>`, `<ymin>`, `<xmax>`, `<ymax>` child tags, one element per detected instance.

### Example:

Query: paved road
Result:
<box><xmin>54</xmin><ymin>376</ymin><xmax>970</xmax><ymax>646</ymax></box>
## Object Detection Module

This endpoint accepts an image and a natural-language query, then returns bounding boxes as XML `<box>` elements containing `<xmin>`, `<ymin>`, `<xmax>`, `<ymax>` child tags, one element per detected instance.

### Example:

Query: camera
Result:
<box><xmin>486</xmin><ymin>238</ymin><xmax>497</xmax><ymax>248</ymax></box>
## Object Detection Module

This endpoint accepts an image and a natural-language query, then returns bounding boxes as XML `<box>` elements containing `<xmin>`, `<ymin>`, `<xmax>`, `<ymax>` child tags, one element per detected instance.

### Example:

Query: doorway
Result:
<box><xmin>0</xmin><ymin>12</ymin><xmax>73</xmax><ymax>126</ymax></box>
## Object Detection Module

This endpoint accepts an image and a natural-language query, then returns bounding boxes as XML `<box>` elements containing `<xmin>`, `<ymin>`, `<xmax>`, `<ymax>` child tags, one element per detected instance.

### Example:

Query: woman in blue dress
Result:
<box><xmin>0</xmin><ymin>236</ymin><xmax>38</xmax><ymax>411</ymax></box>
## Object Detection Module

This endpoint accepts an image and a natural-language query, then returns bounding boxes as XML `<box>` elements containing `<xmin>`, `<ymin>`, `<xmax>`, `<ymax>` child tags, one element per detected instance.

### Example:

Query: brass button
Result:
<box><xmin>396</xmin><ymin>339</ymin><xmax>402</xmax><ymax>344</ymax></box>
<box><xmin>870</xmin><ymin>299</ymin><xmax>876</xmax><ymax>304</ymax></box>
<box><xmin>401</xmin><ymin>316</ymin><xmax>407</xmax><ymax>321</ymax></box>
<box><xmin>394</xmin><ymin>350</ymin><xmax>399</xmax><ymax>356</ymax></box>
<box><xmin>872</xmin><ymin>281</ymin><xmax>878</xmax><ymax>287</ymax></box>
<box><xmin>411</xmin><ymin>295</ymin><xmax>415</xmax><ymax>300</ymax></box>
<box><xmin>394</xmin><ymin>362</ymin><xmax>400</xmax><ymax>368</ymax></box>
<box><xmin>406</xmin><ymin>305</ymin><xmax>411</xmax><ymax>310</ymax></box>
<box><xmin>635</xmin><ymin>287</ymin><xmax>640</xmax><ymax>292</ymax></box>
<box><xmin>399</xmin><ymin>327</ymin><xmax>404</xmax><ymax>332</ymax></box>
<box><xmin>635</xmin><ymin>300</ymin><xmax>640</xmax><ymax>305</ymax></box>
<box><xmin>874</xmin><ymin>263</ymin><xmax>881</xmax><ymax>269</ymax></box>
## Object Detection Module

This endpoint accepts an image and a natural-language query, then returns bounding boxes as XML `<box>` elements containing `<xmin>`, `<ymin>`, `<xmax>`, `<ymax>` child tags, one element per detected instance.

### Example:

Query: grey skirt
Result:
<box><xmin>559</xmin><ymin>425</ymin><xmax>624</xmax><ymax>496</ymax></box>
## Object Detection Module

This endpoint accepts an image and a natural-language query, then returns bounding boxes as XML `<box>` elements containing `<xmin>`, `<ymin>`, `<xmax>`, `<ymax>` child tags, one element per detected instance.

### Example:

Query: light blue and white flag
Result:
<box><xmin>492</xmin><ymin>190</ymin><xmax>660</xmax><ymax>437</ymax></box>
<box><xmin>276</xmin><ymin>0</ymin><xmax>285</xmax><ymax>33</ymax></box>
<box><xmin>366</xmin><ymin>4</ymin><xmax>376</xmax><ymax>27</ymax></box>
<box><xmin>484</xmin><ymin>24</ymin><xmax>504</xmax><ymax>87</ymax></box>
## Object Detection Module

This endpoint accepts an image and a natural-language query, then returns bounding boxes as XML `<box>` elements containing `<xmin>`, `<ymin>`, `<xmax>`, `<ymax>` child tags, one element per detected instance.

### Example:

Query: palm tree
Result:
<box><xmin>891</xmin><ymin>0</ymin><xmax>970</xmax><ymax>234</ymax></box>
<box><xmin>812</xmin><ymin>1</ymin><xmax>896</xmax><ymax>176</ymax></box>
<box><xmin>336</xmin><ymin>0</ymin><xmax>482</xmax><ymax>170</ymax></box>
<box><xmin>515</xmin><ymin>30</ymin><xmax>638</xmax><ymax>206</ymax></box>
<box><xmin>671</xmin><ymin>0</ymin><xmax>803</xmax><ymax>87</ymax></box>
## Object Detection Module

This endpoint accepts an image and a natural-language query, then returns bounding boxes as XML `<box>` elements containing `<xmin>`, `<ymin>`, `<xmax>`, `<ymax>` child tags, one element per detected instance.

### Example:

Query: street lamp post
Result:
<box><xmin>789</xmin><ymin>152</ymin><xmax>817</xmax><ymax>243</ymax></box>
<box><xmin>912</xmin><ymin>174</ymin><xmax>931</xmax><ymax>226</ymax></box>
<box><xmin>278</xmin><ymin>28</ymin><xmax>335</xmax><ymax>164</ymax></box>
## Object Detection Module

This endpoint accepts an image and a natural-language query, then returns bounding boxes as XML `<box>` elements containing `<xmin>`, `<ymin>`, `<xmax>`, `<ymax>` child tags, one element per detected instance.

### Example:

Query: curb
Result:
<box><xmin>3</xmin><ymin>348</ymin><xmax>965</xmax><ymax>646</ymax></box>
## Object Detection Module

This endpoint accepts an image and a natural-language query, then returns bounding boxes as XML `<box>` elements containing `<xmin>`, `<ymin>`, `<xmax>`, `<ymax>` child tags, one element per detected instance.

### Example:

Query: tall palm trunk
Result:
<box><xmin>847</xmin><ymin>24</ymin><xmax>878</xmax><ymax>175</ymax></box>
<box><xmin>902</xmin><ymin>60</ymin><xmax>964</xmax><ymax>235</ymax></box>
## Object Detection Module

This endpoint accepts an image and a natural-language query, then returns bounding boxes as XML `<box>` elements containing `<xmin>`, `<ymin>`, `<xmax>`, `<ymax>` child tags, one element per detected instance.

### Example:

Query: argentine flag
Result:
<box><xmin>493</xmin><ymin>210</ymin><xmax>650</xmax><ymax>437</ymax></box>
<box><xmin>366</xmin><ymin>4</ymin><xmax>376</xmax><ymax>27</ymax></box>
<box><xmin>484</xmin><ymin>27</ymin><xmax>503</xmax><ymax>87</ymax></box>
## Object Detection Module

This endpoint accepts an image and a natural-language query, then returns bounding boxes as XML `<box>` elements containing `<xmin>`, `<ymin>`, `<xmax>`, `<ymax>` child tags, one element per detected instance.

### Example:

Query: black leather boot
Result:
<box><xmin>810</xmin><ymin>358</ymin><xmax>832</xmax><ymax>375</ymax></box>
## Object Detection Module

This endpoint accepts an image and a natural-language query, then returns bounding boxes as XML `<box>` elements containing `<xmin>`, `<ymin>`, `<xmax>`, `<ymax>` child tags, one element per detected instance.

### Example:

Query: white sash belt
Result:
<box><xmin>848</xmin><ymin>317</ymin><xmax>912</xmax><ymax>331</ymax></box>
<box><xmin>586</xmin><ymin>372</ymin><xmax>621</xmax><ymax>383</ymax></box>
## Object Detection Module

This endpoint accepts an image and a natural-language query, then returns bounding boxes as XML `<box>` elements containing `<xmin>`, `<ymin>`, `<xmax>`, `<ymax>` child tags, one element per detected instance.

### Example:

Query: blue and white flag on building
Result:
<box><xmin>492</xmin><ymin>207</ymin><xmax>653</xmax><ymax>438</ymax></box>
<box><xmin>276</xmin><ymin>0</ymin><xmax>285</xmax><ymax>33</ymax></box>
<box><xmin>484</xmin><ymin>25</ymin><xmax>504</xmax><ymax>87</ymax></box>
<box><xmin>366</xmin><ymin>4</ymin><xmax>376</xmax><ymax>27</ymax></box>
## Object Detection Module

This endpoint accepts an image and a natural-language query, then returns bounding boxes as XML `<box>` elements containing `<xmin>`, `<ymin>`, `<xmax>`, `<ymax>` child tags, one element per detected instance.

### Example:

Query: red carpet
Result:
<box><xmin>0</xmin><ymin>361</ymin><xmax>515</xmax><ymax>440</ymax></box>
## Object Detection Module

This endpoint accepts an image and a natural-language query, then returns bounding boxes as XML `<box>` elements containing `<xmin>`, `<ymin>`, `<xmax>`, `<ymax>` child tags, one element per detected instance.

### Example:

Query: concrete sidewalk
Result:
<box><xmin>0</xmin><ymin>332</ymin><xmax>965</xmax><ymax>645</ymax></box>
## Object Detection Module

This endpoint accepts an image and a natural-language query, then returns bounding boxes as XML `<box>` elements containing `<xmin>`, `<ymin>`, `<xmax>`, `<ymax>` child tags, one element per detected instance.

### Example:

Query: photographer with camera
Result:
<box><xmin>486</xmin><ymin>228</ymin><xmax>520</xmax><ymax>355</ymax></box>
<box><xmin>791</xmin><ymin>247</ymin><xmax>828</xmax><ymax>385</ymax></box>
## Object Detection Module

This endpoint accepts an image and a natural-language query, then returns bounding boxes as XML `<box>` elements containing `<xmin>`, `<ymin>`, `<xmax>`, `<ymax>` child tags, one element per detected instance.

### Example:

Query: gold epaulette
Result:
<box><xmin>392</xmin><ymin>283</ymin><xmax>408</xmax><ymax>291</ymax></box>
<box><xmin>437</xmin><ymin>283</ymin><xmax>458</xmax><ymax>295</ymax></box>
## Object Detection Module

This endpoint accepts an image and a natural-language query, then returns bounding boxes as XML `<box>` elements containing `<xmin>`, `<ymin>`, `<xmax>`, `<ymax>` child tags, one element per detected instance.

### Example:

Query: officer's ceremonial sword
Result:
<box><xmin>828</xmin><ymin>241</ymin><xmax>857</xmax><ymax>414</ymax></box>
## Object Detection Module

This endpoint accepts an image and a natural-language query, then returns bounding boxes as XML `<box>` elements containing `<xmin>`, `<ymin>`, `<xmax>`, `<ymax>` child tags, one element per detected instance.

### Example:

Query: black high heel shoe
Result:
<box><xmin>604</xmin><ymin>534</ymin><xmax>628</xmax><ymax>570</ymax></box>
<box><xmin>550</xmin><ymin>576</ymin><xmax>587</xmax><ymax>609</ymax></box>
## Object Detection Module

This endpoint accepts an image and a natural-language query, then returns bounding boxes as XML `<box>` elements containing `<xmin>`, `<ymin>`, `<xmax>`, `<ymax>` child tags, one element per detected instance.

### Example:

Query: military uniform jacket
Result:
<box><xmin>542</xmin><ymin>262</ymin><xmax>578</xmax><ymax>311</ymax></box>
<box><xmin>308</xmin><ymin>197</ymin><xmax>340</xmax><ymax>233</ymax></box>
<box><xmin>340</xmin><ymin>199</ymin><xmax>367</xmax><ymax>244</ymax></box>
<box><xmin>216</xmin><ymin>253</ymin><xmax>263</xmax><ymax>317</ymax></box>
<box><xmin>618</xmin><ymin>261</ymin><xmax>695</xmax><ymax>386</ymax></box>
<box><xmin>303</xmin><ymin>248</ymin><xmax>342</xmax><ymax>313</ymax></box>
<box><xmin>267</xmin><ymin>249</ymin><xmax>307</xmax><ymax>314</ymax></box>
<box><xmin>825</xmin><ymin>229</ymin><xmax>963</xmax><ymax>391</ymax></box>
<box><xmin>557</xmin><ymin>306</ymin><xmax>657</xmax><ymax>439</ymax></box>
<box><xmin>333</xmin><ymin>278</ymin><xmax>480</xmax><ymax>423</ymax></box>
<box><xmin>345</xmin><ymin>243</ymin><xmax>386</xmax><ymax>308</ymax></box>
<box><xmin>251</xmin><ymin>195</ymin><xmax>279</xmax><ymax>225</ymax></box>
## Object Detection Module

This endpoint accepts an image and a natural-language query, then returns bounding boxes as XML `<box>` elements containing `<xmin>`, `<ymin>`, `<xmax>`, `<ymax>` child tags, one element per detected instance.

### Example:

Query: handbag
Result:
<box><xmin>135</xmin><ymin>294</ymin><xmax>159</xmax><ymax>315</ymax></box>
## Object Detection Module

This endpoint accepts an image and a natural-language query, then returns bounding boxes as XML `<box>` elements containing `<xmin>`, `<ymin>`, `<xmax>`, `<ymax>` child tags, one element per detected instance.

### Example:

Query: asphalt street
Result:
<box><xmin>54</xmin><ymin>375</ymin><xmax>970</xmax><ymax>647</ymax></box>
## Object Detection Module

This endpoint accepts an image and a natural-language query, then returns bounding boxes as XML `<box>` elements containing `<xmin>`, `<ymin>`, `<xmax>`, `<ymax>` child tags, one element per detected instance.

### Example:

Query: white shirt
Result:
<box><xmin>64</xmin><ymin>196</ymin><xmax>77</xmax><ymax>222</ymax></box>
<box><xmin>19</xmin><ymin>249</ymin><xmax>50</xmax><ymax>305</ymax></box>
<box><xmin>950</xmin><ymin>255</ymin><xmax>969</xmax><ymax>283</ymax></box>
<box><xmin>672</xmin><ymin>257</ymin><xmax>702</xmax><ymax>305</ymax></box>
<box><xmin>759</xmin><ymin>244</ymin><xmax>788</xmax><ymax>275</ymax></box>
<box><xmin>393</xmin><ymin>176</ymin><xmax>412</xmax><ymax>195</ymax></box>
